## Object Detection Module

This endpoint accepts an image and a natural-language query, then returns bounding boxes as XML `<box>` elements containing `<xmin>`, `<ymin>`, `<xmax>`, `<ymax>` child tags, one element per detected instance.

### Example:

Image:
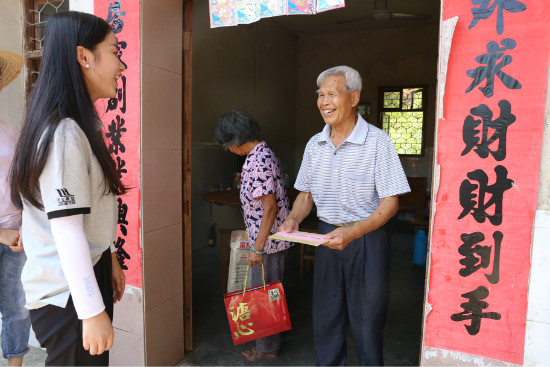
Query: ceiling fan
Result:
<box><xmin>336</xmin><ymin>0</ymin><xmax>430</xmax><ymax>24</ymax></box>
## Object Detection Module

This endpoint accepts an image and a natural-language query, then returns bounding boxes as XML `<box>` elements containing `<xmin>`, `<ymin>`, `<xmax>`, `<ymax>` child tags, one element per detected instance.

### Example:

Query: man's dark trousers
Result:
<box><xmin>313</xmin><ymin>221</ymin><xmax>390</xmax><ymax>366</ymax></box>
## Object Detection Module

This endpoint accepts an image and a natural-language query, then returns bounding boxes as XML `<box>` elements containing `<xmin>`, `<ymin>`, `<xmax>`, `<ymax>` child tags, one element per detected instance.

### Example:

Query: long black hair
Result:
<box><xmin>10</xmin><ymin>11</ymin><xmax>127</xmax><ymax>209</ymax></box>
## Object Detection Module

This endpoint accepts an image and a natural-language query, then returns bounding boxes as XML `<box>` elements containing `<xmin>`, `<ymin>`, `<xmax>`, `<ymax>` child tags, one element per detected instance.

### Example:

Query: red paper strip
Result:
<box><xmin>94</xmin><ymin>0</ymin><xmax>142</xmax><ymax>287</ymax></box>
<box><xmin>424</xmin><ymin>0</ymin><xmax>550</xmax><ymax>364</ymax></box>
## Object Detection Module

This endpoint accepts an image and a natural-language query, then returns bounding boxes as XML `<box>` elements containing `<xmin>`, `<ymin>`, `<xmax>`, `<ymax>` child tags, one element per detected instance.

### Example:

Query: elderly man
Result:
<box><xmin>281</xmin><ymin>66</ymin><xmax>410</xmax><ymax>366</ymax></box>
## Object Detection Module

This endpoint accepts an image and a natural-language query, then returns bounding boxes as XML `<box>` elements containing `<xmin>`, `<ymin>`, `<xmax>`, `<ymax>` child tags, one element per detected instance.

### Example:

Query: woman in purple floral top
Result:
<box><xmin>215</xmin><ymin>110</ymin><xmax>292</xmax><ymax>362</ymax></box>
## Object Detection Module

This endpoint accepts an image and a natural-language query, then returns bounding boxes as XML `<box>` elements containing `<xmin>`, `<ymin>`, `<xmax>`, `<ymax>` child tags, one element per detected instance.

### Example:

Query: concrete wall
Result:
<box><xmin>192</xmin><ymin>0</ymin><xmax>298</xmax><ymax>251</ymax></box>
<box><xmin>0</xmin><ymin>0</ymin><xmax>25</xmax><ymax>129</ymax></box>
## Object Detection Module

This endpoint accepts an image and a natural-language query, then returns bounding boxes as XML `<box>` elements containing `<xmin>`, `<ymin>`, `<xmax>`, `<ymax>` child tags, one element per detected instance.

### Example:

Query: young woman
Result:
<box><xmin>10</xmin><ymin>11</ymin><xmax>126</xmax><ymax>366</ymax></box>
<box><xmin>215</xmin><ymin>110</ymin><xmax>293</xmax><ymax>361</ymax></box>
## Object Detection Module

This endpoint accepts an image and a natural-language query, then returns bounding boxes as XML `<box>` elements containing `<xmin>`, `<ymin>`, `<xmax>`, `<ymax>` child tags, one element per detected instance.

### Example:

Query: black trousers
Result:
<box><xmin>313</xmin><ymin>221</ymin><xmax>390</xmax><ymax>366</ymax></box>
<box><xmin>30</xmin><ymin>250</ymin><xmax>113</xmax><ymax>366</ymax></box>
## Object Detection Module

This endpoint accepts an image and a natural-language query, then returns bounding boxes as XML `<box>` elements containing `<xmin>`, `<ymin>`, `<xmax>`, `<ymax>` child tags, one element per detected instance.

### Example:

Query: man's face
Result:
<box><xmin>317</xmin><ymin>74</ymin><xmax>359</xmax><ymax>126</ymax></box>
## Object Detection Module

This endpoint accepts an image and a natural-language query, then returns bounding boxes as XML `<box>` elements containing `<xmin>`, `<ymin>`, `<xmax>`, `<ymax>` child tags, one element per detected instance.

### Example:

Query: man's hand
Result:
<box><xmin>322</xmin><ymin>227</ymin><xmax>358</xmax><ymax>250</ymax></box>
<box><xmin>279</xmin><ymin>217</ymin><xmax>299</xmax><ymax>233</ymax></box>
<box><xmin>248</xmin><ymin>250</ymin><xmax>263</xmax><ymax>267</ymax></box>
<box><xmin>111</xmin><ymin>253</ymin><xmax>125</xmax><ymax>304</ymax></box>
<box><xmin>82</xmin><ymin>311</ymin><xmax>113</xmax><ymax>355</ymax></box>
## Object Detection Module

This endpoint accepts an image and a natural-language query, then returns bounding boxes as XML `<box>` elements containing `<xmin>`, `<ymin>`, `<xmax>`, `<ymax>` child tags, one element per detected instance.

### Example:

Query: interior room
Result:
<box><xmin>185</xmin><ymin>0</ymin><xmax>440</xmax><ymax>365</ymax></box>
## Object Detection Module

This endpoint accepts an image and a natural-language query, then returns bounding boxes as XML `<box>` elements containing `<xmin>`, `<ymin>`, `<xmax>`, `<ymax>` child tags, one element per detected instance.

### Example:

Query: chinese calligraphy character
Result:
<box><xmin>465</xmin><ymin>39</ymin><xmax>521</xmax><ymax>98</ymax></box>
<box><xmin>106</xmin><ymin>75</ymin><xmax>126</xmax><ymax>114</ymax></box>
<box><xmin>228</xmin><ymin>302</ymin><xmax>255</xmax><ymax>337</ymax></box>
<box><xmin>114</xmin><ymin>236</ymin><xmax>130</xmax><ymax>270</ymax></box>
<box><xmin>115</xmin><ymin>156</ymin><xmax>127</xmax><ymax>178</ymax></box>
<box><xmin>117</xmin><ymin>197</ymin><xmax>128</xmax><ymax>236</ymax></box>
<box><xmin>462</xmin><ymin>100</ymin><xmax>516</xmax><ymax>161</ymax></box>
<box><xmin>458</xmin><ymin>165</ymin><xmax>514</xmax><ymax>225</ymax></box>
<box><xmin>106</xmin><ymin>115</ymin><xmax>126</xmax><ymax>155</ymax></box>
<box><xmin>451</xmin><ymin>286</ymin><xmax>501</xmax><ymax>335</ymax></box>
<box><xmin>458</xmin><ymin>231</ymin><xmax>502</xmax><ymax>284</ymax></box>
<box><xmin>234</xmin><ymin>323</ymin><xmax>255</xmax><ymax>337</ymax></box>
<box><xmin>229</xmin><ymin>302</ymin><xmax>251</xmax><ymax>322</ymax></box>
<box><xmin>469</xmin><ymin>0</ymin><xmax>527</xmax><ymax>35</ymax></box>
<box><xmin>106</xmin><ymin>0</ymin><xmax>126</xmax><ymax>34</ymax></box>
<box><xmin>117</xmin><ymin>41</ymin><xmax>127</xmax><ymax>70</ymax></box>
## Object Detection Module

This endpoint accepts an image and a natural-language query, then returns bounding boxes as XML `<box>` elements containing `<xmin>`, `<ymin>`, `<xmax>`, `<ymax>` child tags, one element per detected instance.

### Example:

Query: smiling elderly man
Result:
<box><xmin>281</xmin><ymin>65</ymin><xmax>410</xmax><ymax>366</ymax></box>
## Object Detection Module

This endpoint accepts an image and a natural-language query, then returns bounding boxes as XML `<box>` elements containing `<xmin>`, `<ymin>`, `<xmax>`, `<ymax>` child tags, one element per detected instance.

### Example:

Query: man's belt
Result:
<box><xmin>332</xmin><ymin>221</ymin><xmax>361</xmax><ymax>227</ymax></box>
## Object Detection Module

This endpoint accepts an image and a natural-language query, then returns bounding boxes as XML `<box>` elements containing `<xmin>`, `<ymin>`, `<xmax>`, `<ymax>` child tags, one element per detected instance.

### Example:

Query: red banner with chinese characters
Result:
<box><xmin>94</xmin><ymin>0</ymin><xmax>142</xmax><ymax>287</ymax></box>
<box><xmin>424</xmin><ymin>1</ymin><xmax>550</xmax><ymax>364</ymax></box>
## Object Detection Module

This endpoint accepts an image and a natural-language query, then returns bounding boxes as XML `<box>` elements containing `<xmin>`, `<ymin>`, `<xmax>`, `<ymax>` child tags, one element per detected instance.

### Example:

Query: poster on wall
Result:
<box><xmin>209</xmin><ymin>0</ymin><xmax>345</xmax><ymax>27</ymax></box>
<box><xmin>424</xmin><ymin>0</ymin><xmax>550</xmax><ymax>364</ymax></box>
<box><xmin>94</xmin><ymin>0</ymin><xmax>142</xmax><ymax>288</ymax></box>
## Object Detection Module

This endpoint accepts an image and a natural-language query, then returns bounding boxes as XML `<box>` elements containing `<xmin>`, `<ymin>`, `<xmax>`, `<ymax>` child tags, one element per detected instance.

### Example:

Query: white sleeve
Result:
<box><xmin>110</xmin><ymin>242</ymin><xmax>116</xmax><ymax>253</ymax></box>
<box><xmin>50</xmin><ymin>214</ymin><xmax>105</xmax><ymax>319</ymax></box>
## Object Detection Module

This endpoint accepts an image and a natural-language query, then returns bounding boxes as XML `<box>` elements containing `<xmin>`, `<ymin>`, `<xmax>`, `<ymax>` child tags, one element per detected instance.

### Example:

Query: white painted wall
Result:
<box><xmin>69</xmin><ymin>0</ymin><xmax>93</xmax><ymax>13</ymax></box>
<box><xmin>522</xmin><ymin>59</ymin><xmax>550</xmax><ymax>365</ymax></box>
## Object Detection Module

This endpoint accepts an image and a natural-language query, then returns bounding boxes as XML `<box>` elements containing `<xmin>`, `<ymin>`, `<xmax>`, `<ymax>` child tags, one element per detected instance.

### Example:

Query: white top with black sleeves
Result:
<box><xmin>21</xmin><ymin>118</ymin><xmax>117</xmax><ymax>310</ymax></box>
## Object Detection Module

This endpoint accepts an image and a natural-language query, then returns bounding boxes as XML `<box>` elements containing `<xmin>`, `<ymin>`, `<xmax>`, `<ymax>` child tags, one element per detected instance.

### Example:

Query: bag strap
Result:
<box><xmin>242</xmin><ymin>263</ymin><xmax>265</xmax><ymax>295</ymax></box>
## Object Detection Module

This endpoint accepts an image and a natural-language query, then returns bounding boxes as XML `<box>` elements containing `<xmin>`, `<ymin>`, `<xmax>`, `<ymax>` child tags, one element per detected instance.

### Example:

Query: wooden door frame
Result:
<box><xmin>182</xmin><ymin>0</ymin><xmax>193</xmax><ymax>352</ymax></box>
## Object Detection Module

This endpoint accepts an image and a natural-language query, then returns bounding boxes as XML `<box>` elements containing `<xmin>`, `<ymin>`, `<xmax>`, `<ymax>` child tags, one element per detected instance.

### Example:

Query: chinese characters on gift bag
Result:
<box><xmin>228</xmin><ymin>302</ymin><xmax>256</xmax><ymax>337</ymax></box>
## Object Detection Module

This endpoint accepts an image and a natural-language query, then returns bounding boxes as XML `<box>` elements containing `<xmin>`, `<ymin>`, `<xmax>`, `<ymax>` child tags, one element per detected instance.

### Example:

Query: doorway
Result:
<box><xmin>182</xmin><ymin>0</ymin><xmax>440</xmax><ymax>364</ymax></box>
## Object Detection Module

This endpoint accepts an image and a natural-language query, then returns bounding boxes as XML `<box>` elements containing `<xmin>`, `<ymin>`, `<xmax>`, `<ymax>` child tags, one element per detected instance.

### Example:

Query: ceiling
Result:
<box><xmin>268</xmin><ymin>0</ymin><xmax>441</xmax><ymax>36</ymax></box>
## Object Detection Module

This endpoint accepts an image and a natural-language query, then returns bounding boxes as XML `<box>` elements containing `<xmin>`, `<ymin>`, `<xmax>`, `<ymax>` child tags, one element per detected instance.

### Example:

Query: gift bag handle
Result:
<box><xmin>242</xmin><ymin>263</ymin><xmax>265</xmax><ymax>295</ymax></box>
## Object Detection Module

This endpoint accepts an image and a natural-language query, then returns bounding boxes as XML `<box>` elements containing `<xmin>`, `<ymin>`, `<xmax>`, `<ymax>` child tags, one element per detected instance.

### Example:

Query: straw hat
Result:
<box><xmin>0</xmin><ymin>51</ymin><xmax>25</xmax><ymax>88</ymax></box>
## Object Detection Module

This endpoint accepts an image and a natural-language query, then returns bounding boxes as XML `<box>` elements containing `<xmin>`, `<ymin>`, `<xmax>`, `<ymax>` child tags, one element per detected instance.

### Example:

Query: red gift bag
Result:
<box><xmin>224</xmin><ymin>265</ymin><xmax>292</xmax><ymax>345</ymax></box>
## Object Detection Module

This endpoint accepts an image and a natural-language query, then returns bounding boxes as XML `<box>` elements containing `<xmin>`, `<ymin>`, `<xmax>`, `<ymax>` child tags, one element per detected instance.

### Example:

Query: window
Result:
<box><xmin>379</xmin><ymin>86</ymin><xmax>426</xmax><ymax>156</ymax></box>
<box><xmin>24</xmin><ymin>0</ymin><xmax>70</xmax><ymax>92</ymax></box>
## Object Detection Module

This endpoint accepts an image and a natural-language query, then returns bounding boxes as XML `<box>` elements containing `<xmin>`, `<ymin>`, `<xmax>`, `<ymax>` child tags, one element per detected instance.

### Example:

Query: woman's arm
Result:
<box><xmin>50</xmin><ymin>214</ymin><xmax>113</xmax><ymax>355</ymax></box>
<box><xmin>111</xmin><ymin>252</ymin><xmax>125</xmax><ymax>303</ymax></box>
<box><xmin>248</xmin><ymin>193</ymin><xmax>278</xmax><ymax>267</ymax></box>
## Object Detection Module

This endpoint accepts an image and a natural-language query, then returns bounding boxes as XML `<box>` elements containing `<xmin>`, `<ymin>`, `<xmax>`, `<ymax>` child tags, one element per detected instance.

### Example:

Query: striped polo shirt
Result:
<box><xmin>295</xmin><ymin>114</ymin><xmax>410</xmax><ymax>225</ymax></box>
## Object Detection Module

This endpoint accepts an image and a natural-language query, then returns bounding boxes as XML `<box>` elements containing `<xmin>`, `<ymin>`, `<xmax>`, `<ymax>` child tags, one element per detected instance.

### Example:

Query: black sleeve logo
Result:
<box><xmin>56</xmin><ymin>188</ymin><xmax>76</xmax><ymax>206</ymax></box>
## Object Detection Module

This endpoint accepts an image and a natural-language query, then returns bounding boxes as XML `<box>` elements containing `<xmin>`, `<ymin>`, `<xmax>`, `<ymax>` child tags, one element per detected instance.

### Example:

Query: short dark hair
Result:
<box><xmin>214</xmin><ymin>109</ymin><xmax>260</xmax><ymax>149</ymax></box>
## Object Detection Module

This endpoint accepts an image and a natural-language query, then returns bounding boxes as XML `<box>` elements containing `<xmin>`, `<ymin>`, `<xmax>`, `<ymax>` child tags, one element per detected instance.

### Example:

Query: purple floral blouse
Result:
<box><xmin>240</xmin><ymin>141</ymin><xmax>292</xmax><ymax>254</ymax></box>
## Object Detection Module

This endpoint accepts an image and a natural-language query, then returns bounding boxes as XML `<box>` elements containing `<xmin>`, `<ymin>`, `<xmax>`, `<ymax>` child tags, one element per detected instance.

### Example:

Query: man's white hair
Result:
<box><xmin>316</xmin><ymin>65</ymin><xmax>362</xmax><ymax>93</ymax></box>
